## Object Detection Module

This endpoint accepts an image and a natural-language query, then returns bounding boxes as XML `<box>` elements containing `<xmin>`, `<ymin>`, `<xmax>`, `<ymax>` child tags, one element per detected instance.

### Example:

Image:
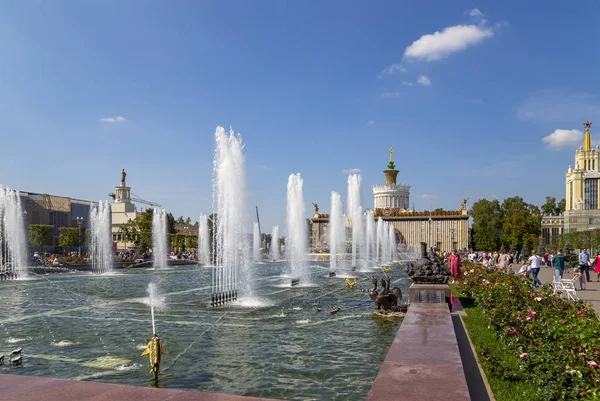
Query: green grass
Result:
<box><xmin>452</xmin><ymin>287</ymin><xmax>538</xmax><ymax>401</ymax></box>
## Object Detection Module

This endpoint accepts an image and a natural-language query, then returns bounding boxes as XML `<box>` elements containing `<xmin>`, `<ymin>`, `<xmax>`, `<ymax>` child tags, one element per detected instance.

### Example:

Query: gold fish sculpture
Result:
<box><xmin>345</xmin><ymin>277</ymin><xmax>357</xmax><ymax>287</ymax></box>
<box><xmin>141</xmin><ymin>334</ymin><xmax>168</xmax><ymax>379</ymax></box>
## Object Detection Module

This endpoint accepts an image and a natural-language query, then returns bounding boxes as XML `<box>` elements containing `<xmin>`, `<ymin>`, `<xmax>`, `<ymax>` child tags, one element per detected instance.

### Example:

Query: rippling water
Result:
<box><xmin>0</xmin><ymin>262</ymin><xmax>406</xmax><ymax>400</ymax></box>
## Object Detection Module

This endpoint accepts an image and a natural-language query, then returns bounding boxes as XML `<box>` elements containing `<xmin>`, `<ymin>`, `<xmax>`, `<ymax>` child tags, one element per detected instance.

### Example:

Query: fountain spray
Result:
<box><xmin>142</xmin><ymin>283</ymin><xmax>168</xmax><ymax>380</ymax></box>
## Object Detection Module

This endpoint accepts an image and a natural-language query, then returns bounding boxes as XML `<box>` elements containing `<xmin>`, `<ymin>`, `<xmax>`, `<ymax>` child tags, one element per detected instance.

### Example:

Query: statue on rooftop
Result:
<box><xmin>460</xmin><ymin>198</ymin><xmax>469</xmax><ymax>211</ymax></box>
<box><xmin>387</xmin><ymin>147</ymin><xmax>396</xmax><ymax>170</ymax></box>
<box><xmin>121</xmin><ymin>169</ymin><xmax>127</xmax><ymax>184</ymax></box>
<box><xmin>312</xmin><ymin>202</ymin><xmax>319</xmax><ymax>214</ymax></box>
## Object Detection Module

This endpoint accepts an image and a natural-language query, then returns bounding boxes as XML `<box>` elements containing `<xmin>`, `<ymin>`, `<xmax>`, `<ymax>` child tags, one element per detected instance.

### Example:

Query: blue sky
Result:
<box><xmin>1</xmin><ymin>1</ymin><xmax>600</xmax><ymax>230</ymax></box>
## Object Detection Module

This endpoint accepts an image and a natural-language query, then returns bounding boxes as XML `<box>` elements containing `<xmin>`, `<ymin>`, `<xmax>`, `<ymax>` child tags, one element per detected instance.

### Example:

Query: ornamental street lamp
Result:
<box><xmin>76</xmin><ymin>217</ymin><xmax>84</xmax><ymax>256</ymax></box>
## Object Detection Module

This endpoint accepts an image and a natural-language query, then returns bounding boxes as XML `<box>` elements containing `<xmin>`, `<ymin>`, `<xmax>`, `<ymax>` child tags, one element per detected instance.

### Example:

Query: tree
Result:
<box><xmin>185</xmin><ymin>217</ymin><xmax>191</xmax><ymax>225</ymax></box>
<box><xmin>470</xmin><ymin>199</ymin><xmax>503</xmax><ymax>251</ymax></box>
<box><xmin>541</xmin><ymin>196</ymin><xmax>557</xmax><ymax>216</ymax></box>
<box><xmin>176</xmin><ymin>216</ymin><xmax>185</xmax><ymax>224</ymax></box>
<box><xmin>58</xmin><ymin>227</ymin><xmax>80</xmax><ymax>253</ymax></box>
<box><xmin>166</xmin><ymin>212</ymin><xmax>176</xmax><ymax>234</ymax></box>
<box><xmin>501</xmin><ymin>197</ymin><xmax>541</xmax><ymax>251</ymax></box>
<box><xmin>556</xmin><ymin>198</ymin><xmax>566</xmax><ymax>214</ymax></box>
<box><xmin>28</xmin><ymin>225</ymin><xmax>53</xmax><ymax>254</ymax></box>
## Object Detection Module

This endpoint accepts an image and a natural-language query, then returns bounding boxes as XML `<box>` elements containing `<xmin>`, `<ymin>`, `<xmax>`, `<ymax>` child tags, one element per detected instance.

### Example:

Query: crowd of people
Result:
<box><xmin>452</xmin><ymin>247</ymin><xmax>600</xmax><ymax>291</ymax></box>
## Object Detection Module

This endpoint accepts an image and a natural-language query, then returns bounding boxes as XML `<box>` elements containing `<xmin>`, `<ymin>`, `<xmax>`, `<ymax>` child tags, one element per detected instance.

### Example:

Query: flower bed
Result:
<box><xmin>458</xmin><ymin>265</ymin><xmax>600</xmax><ymax>400</ymax></box>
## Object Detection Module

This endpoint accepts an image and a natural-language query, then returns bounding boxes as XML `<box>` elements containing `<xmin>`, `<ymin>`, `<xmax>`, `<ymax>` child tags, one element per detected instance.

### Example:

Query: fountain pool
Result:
<box><xmin>0</xmin><ymin>263</ymin><xmax>406</xmax><ymax>400</ymax></box>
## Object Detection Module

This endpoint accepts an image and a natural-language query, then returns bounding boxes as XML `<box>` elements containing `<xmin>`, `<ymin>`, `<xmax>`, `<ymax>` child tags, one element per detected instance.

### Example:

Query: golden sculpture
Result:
<box><xmin>312</xmin><ymin>202</ymin><xmax>319</xmax><ymax>214</ymax></box>
<box><xmin>389</xmin><ymin>147</ymin><xmax>394</xmax><ymax>162</ymax></box>
<box><xmin>460</xmin><ymin>198</ymin><xmax>469</xmax><ymax>210</ymax></box>
<box><xmin>121</xmin><ymin>169</ymin><xmax>126</xmax><ymax>183</ymax></box>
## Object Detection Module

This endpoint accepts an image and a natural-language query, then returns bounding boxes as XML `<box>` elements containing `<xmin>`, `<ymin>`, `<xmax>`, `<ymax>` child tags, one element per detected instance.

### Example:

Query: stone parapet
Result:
<box><xmin>366</xmin><ymin>303</ymin><xmax>470</xmax><ymax>401</ymax></box>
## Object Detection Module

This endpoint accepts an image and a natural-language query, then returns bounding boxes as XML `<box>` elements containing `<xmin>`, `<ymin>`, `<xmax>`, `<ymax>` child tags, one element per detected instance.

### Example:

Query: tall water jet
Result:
<box><xmin>90</xmin><ymin>201</ymin><xmax>112</xmax><ymax>274</ymax></box>
<box><xmin>347</xmin><ymin>174</ymin><xmax>364</xmax><ymax>268</ymax></box>
<box><xmin>0</xmin><ymin>187</ymin><xmax>27</xmax><ymax>279</ymax></box>
<box><xmin>388</xmin><ymin>225</ymin><xmax>397</xmax><ymax>262</ymax></box>
<box><xmin>253</xmin><ymin>222</ymin><xmax>261</xmax><ymax>262</ymax></box>
<box><xmin>270</xmin><ymin>226</ymin><xmax>280</xmax><ymax>261</ymax></box>
<box><xmin>198</xmin><ymin>214</ymin><xmax>210</xmax><ymax>265</ymax></box>
<box><xmin>329</xmin><ymin>191</ymin><xmax>345</xmax><ymax>273</ymax></box>
<box><xmin>212</xmin><ymin>126</ymin><xmax>252</xmax><ymax>305</ymax></box>
<box><xmin>365</xmin><ymin>211</ymin><xmax>376</xmax><ymax>263</ymax></box>
<box><xmin>376</xmin><ymin>217</ymin><xmax>384</xmax><ymax>263</ymax></box>
<box><xmin>152</xmin><ymin>207</ymin><xmax>168</xmax><ymax>269</ymax></box>
<box><xmin>286</xmin><ymin>173</ymin><xmax>309</xmax><ymax>285</ymax></box>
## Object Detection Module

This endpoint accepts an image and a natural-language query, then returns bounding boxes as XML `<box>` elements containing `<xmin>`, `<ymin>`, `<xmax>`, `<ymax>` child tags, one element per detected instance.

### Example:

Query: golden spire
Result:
<box><xmin>583</xmin><ymin>120</ymin><xmax>592</xmax><ymax>152</ymax></box>
<box><xmin>389</xmin><ymin>147</ymin><xmax>394</xmax><ymax>163</ymax></box>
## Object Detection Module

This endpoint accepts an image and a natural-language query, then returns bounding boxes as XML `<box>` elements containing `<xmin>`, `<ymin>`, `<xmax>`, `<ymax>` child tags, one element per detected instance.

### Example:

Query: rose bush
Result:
<box><xmin>459</xmin><ymin>265</ymin><xmax>600</xmax><ymax>400</ymax></box>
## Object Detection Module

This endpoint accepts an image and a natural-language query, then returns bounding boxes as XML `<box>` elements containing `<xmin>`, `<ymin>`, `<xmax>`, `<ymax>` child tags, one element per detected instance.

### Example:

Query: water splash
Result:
<box><xmin>145</xmin><ymin>282</ymin><xmax>165</xmax><ymax>334</ymax></box>
<box><xmin>90</xmin><ymin>201</ymin><xmax>112</xmax><ymax>274</ymax></box>
<box><xmin>329</xmin><ymin>191</ymin><xmax>345</xmax><ymax>273</ymax></box>
<box><xmin>0</xmin><ymin>186</ymin><xmax>27</xmax><ymax>279</ymax></box>
<box><xmin>270</xmin><ymin>226</ymin><xmax>280</xmax><ymax>261</ymax></box>
<box><xmin>198</xmin><ymin>214</ymin><xmax>210</xmax><ymax>264</ymax></box>
<box><xmin>286</xmin><ymin>173</ymin><xmax>309</xmax><ymax>285</ymax></box>
<box><xmin>347</xmin><ymin>174</ymin><xmax>364</xmax><ymax>268</ymax></box>
<box><xmin>212</xmin><ymin>126</ymin><xmax>253</xmax><ymax>304</ymax></box>
<box><xmin>253</xmin><ymin>222</ymin><xmax>261</xmax><ymax>262</ymax></box>
<box><xmin>152</xmin><ymin>208</ymin><xmax>168</xmax><ymax>269</ymax></box>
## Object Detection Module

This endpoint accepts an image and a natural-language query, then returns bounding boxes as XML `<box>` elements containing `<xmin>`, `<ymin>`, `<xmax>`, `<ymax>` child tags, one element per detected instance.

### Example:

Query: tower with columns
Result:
<box><xmin>372</xmin><ymin>147</ymin><xmax>411</xmax><ymax>210</ymax></box>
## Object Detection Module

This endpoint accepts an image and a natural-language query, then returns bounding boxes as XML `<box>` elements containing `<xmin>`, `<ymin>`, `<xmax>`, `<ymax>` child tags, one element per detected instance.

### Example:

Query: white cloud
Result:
<box><xmin>342</xmin><ymin>168</ymin><xmax>361</xmax><ymax>175</ymax></box>
<box><xmin>367</xmin><ymin>120</ymin><xmax>375</xmax><ymax>125</ymax></box>
<box><xmin>417</xmin><ymin>75</ymin><xmax>432</xmax><ymax>86</ymax></box>
<box><xmin>542</xmin><ymin>129</ymin><xmax>583</xmax><ymax>150</ymax></box>
<box><xmin>402</xmin><ymin>81</ymin><xmax>414</xmax><ymax>86</ymax></box>
<box><xmin>403</xmin><ymin>24</ymin><xmax>493</xmax><ymax>62</ymax></box>
<box><xmin>381</xmin><ymin>91</ymin><xmax>400</xmax><ymax>98</ymax></box>
<box><xmin>100</xmin><ymin>116</ymin><xmax>127</xmax><ymax>123</ymax></box>
<box><xmin>380</xmin><ymin>63</ymin><xmax>407</xmax><ymax>75</ymax></box>
<box><xmin>469</xmin><ymin>8</ymin><xmax>485</xmax><ymax>18</ymax></box>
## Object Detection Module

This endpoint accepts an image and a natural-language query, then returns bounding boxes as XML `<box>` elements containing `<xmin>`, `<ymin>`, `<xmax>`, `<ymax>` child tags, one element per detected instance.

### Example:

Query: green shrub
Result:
<box><xmin>458</xmin><ymin>266</ymin><xmax>600</xmax><ymax>400</ymax></box>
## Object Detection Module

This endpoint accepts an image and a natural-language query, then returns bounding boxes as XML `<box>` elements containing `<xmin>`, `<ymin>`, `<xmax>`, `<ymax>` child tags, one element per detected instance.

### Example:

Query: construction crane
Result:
<box><xmin>108</xmin><ymin>192</ymin><xmax>161</xmax><ymax>207</ymax></box>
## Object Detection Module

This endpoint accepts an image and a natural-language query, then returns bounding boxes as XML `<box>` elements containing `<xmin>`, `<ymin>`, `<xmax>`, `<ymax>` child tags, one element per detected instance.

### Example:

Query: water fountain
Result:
<box><xmin>253</xmin><ymin>222</ymin><xmax>261</xmax><ymax>262</ymax></box>
<box><xmin>365</xmin><ymin>211</ymin><xmax>376</xmax><ymax>264</ymax></box>
<box><xmin>376</xmin><ymin>217</ymin><xmax>384</xmax><ymax>263</ymax></box>
<box><xmin>211</xmin><ymin>126</ymin><xmax>252</xmax><ymax>305</ymax></box>
<box><xmin>152</xmin><ymin>208</ymin><xmax>168</xmax><ymax>269</ymax></box>
<box><xmin>198</xmin><ymin>214</ymin><xmax>210</xmax><ymax>265</ymax></box>
<box><xmin>347</xmin><ymin>174</ymin><xmax>364</xmax><ymax>268</ymax></box>
<box><xmin>90</xmin><ymin>200</ymin><xmax>112</xmax><ymax>274</ymax></box>
<box><xmin>0</xmin><ymin>186</ymin><xmax>27</xmax><ymax>279</ymax></box>
<box><xmin>388</xmin><ymin>224</ymin><xmax>397</xmax><ymax>262</ymax></box>
<box><xmin>286</xmin><ymin>173</ymin><xmax>309</xmax><ymax>286</ymax></box>
<box><xmin>270</xmin><ymin>226</ymin><xmax>280</xmax><ymax>261</ymax></box>
<box><xmin>329</xmin><ymin>191</ymin><xmax>345</xmax><ymax>273</ymax></box>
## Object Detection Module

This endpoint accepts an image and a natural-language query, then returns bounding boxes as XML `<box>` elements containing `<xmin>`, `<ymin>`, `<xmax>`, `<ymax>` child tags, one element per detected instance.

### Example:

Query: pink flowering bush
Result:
<box><xmin>459</xmin><ymin>267</ymin><xmax>600</xmax><ymax>400</ymax></box>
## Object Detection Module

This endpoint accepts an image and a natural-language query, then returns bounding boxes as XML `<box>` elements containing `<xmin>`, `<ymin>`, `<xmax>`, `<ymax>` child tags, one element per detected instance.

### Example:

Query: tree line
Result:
<box><xmin>470</xmin><ymin>196</ymin><xmax>565</xmax><ymax>253</ymax></box>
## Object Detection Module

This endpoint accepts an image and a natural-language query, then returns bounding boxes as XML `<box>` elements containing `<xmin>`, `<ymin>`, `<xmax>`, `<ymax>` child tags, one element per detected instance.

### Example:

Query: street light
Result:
<box><xmin>76</xmin><ymin>217</ymin><xmax>84</xmax><ymax>256</ymax></box>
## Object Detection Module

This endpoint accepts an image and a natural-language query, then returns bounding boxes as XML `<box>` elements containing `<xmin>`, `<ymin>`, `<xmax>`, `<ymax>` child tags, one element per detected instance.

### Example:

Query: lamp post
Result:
<box><xmin>76</xmin><ymin>217</ymin><xmax>84</xmax><ymax>256</ymax></box>
<box><xmin>589</xmin><ymin>226</ymin><xmax>594</xmax><ymax>257</ymax></box>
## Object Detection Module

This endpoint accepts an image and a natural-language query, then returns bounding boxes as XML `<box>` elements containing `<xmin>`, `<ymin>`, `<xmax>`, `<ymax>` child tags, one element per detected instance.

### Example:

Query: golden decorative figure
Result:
<box><xmin>312</xmin><ymin>202</ymin><xmax>319</xmax><ymax>214</ymax></box>
<box><xmin>389</xmin><ymin>147</ymin><xmax>394</xmax><ymax>162</ymax></box>
<box><xmin>121</xmin><ymin>169</ymin><xmax>127</xmax><ymax>183</ymax></box>
<box><xmin>460</xmin><ymin>198</ymin><xmax>469</xmax><ymax>210</ymax></box>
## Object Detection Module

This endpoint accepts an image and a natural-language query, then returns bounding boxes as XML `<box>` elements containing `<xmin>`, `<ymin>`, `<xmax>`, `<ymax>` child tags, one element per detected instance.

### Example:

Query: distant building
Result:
<box><xmin>311</xmin><ymin>149</ymin><xmax>469</xmax><ymax>252</ymax></box>
<box><xmin>110</xmin><ymin>169</ymin><xmax>138</xmax><ymax>251</ymax></box>
<box><xmin>564</xmin><ymin>121</ymin><xmax>600</xmax><ymax>232</ymax></box>
<box><xmin>19</xmin><ymin>191</ymin><xmax>97</xmax><ymax>248</ymax></box>
<box><xmin>543</xmin><ymin>121</ymin><xmax>600</xmax><ymax>246</ymax></box>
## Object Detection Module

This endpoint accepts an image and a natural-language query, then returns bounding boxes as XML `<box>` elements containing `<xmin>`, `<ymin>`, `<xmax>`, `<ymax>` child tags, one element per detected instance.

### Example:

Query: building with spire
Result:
<box><xmin>563</xmin><ymin>121</ymin><xmax>600</xmax><ymax>232</ymax></box>
<box><xmin>310</xmin><ymin>148</ymin><xmax>469</xmax><ymax>253</ymax></box>
<box><xmin>372</xmin><ymin>147</ymin><xmax>411</xmax><ymax>210</ymax></box>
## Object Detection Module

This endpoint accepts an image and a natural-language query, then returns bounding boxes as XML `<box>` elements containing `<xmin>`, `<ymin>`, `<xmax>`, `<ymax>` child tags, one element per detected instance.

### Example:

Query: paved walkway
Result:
<box><xmin>510</xmin><ymin>263</ymin><xmax>600</xmax><ymax>314</ymax></box>
<box><xmin>0</xmin><ymin>374</ymin><xmax>278</xmax><ymax>401</ymax></box>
